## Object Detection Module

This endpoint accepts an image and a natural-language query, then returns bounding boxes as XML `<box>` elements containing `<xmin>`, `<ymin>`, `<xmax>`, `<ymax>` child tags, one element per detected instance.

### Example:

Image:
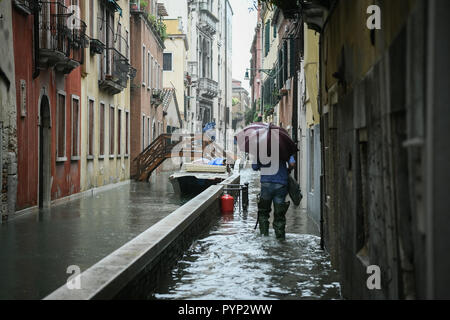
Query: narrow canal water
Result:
<box><xmin>153</xmin><ymin>169</ymin><xmax>342</xmax><ymax>300</ymax></box>
<box><xmin>0</xmin><ymin>172</ymin><xmax>187</xmax><ymax>300</ymax></box>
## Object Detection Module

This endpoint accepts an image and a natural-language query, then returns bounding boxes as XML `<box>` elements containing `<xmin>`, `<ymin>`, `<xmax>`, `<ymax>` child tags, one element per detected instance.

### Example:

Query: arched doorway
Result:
<box><xmin>39</xmin><ymin>96</ymin><xmax>51</xmax><ymax>209</ymax></box>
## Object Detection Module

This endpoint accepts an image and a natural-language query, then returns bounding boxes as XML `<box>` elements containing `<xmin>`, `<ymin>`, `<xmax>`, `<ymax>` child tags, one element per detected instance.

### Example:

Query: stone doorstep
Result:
<box><xmin>43</xmin><ymin>180</ymin><xmax>236</xmax><ymax>300</ymax></box>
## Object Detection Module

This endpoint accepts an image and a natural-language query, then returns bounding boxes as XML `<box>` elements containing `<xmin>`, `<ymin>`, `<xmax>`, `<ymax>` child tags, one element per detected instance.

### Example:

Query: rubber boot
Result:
<box><xmin>273</xmin><ymin>202</ymin><xmax>290</xmax><ymax>240</ymax></box>
<box><xmin>257</xmin><ymin>198</ymin><xmax>272</xmax><ymax>237</ymax></box>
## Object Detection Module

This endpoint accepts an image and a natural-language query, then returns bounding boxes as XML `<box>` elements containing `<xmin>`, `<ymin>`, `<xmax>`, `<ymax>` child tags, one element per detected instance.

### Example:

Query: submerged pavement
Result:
<box><xmin>153</xmin><ymin>169</ymin><xmax>341</xmax><ymax>300</ymax></box>
<box><xmin>0</xmin><ymin>172</ymin><xmax>187</xmax><ymax>300</ymax></box>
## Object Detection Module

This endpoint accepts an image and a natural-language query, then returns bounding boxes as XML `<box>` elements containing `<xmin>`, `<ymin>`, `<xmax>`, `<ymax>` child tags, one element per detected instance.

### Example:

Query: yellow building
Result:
<box><xmin>163</xmin><ymin>17</ymin><xmax>188</xmax><ymax>129</ymax></box>
<box><xmin>80</xmin><ymin>0</ymin><xmax>132</xmax><ymax>191</ymax></box>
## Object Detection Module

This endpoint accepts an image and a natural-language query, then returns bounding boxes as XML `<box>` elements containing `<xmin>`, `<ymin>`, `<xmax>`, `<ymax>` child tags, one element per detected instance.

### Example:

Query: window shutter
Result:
<box><xmin>265</xmin><ymin>20</ymin><xmax>270</xmax><ymax>56</ymax></box>
<box><xmin>283</xmin><ymin>41</ymin><xmax>288</xmax><ymax>84</ymax></box>
<box><xmin>289</xmin><ymin>38</ymin><xmax>296</xmax><ymax>78</ymax></box>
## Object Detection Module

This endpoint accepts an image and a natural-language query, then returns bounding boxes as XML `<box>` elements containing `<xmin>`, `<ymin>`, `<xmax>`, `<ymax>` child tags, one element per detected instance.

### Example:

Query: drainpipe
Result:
<box><xmin>33</xmin><ymin>1</ymin><xmax>40</xmax><ymax>79</ymax></box>
<box><xmin>316</xmin><ymin>1</ymin><xmax>337</xmax><ymax>251</ymax></box>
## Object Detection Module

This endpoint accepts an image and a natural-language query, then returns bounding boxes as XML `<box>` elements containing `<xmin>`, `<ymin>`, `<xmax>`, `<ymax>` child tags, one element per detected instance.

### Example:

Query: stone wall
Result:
<box><xmin>321</xmin><ymin>2</ymin><xmax>428</xmax><ymax>299</ymax></box>
<box><xmin>0</xmin><ymin>1</ymin><xmax>18</xmax><ymax>222</ymax></box>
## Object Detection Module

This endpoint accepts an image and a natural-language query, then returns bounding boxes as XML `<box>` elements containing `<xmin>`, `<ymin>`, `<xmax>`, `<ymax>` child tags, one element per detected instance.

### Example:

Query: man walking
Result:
<box><xmin>252</xmin><ymin>155</ymin><xmax>296</xmax><ymax>240</ymax></box>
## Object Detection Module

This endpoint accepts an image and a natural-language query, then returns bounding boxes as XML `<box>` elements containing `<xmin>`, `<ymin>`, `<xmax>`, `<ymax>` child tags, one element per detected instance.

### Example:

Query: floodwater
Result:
<box><xmin>153</xmin><ymin>169</ymin><xmax>342</xmax><ymax>300</ymax></box>
<box><xmin>0</xmin><ymin>172</ymin><xmax>187</xmax><ymax>300</ymax></box>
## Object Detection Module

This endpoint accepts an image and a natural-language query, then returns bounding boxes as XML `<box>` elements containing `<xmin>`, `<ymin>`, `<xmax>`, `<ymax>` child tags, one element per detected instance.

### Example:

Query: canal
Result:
<box><xmin>152</xmin><ymin>169</ymin><xmax>342</xmax><ymax>300</ymax></box>
<box><xmin>0</xmin><ymin>172</ymin><xmax>187</xmax><ymax>300</ymax></box>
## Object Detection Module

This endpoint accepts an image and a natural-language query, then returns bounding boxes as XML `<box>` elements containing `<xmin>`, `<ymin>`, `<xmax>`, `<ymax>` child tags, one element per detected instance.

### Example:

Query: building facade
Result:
<box><xmin>129</xmin><ymin>0</ymin><xmax>166</xmax><ymax>177</ymax></box>
<box><xmin>0</xmin><ymin>1</ymin><xmax>18</xmax><ymax>221</ymax></box>
<box><xmin>80</xmin><ymin>0</ymin><xmax>132</xmax><ymax>191</ymax></box>
<box><xmin>163</xmin><ymin>17</ymin><xmax>189</xmax><ymax>132</ymax></box>
<box><xmin>232</xmin><ymin>79</ymin><xmax>249</xmax><ymax>134</ymax></box>
<box><xmin>249</xmin><ymin>4</ymin><xmax>263</xmax><ymax>120</ymax></box>
<box><xmin>13</xmin><ymin>0</ymin><xmax>86</xmax><ymax>211</ymax></box>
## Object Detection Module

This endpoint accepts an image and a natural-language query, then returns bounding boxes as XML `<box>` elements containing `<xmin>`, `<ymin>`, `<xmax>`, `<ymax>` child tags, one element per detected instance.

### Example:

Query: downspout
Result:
<box><xmin>316</xmin><ymin>0</ymin><xmax>337</xmax><ymax>251</ymax></box>
<box><xmin>33</xmin><ymin>1</ymin><xmax>40</xmax><ymax>79</ymax></box>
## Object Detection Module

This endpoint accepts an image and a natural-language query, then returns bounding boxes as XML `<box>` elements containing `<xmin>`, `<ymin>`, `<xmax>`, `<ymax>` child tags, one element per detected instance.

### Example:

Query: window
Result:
<box><xmin>147</xmin><ymin>117</ymin><xmax>150</xmax><ymax>146</ymax></box>
<box><xmin>125</xmin><ymin>29</ymin><xmax>129</xmax><ymax>59</ymax></box>
<box><xmin>142</xmin><ymin>115</ymin><xmax>145</xmax><ymax>151</ymax></box>
<box><xmin>142</xmin><ymin>45</ymin><xmax>146</xmax><ymax>85</ymax></box>
<box><xmin>88</xmin><ymin>98</ymin><xmax>95</xmax><ymax>157</ymax></box>
<box><xmin>153</xmin><ymin>61</ymin><xmax>157</xmax><ymax>88</ymax></box>
<box><xmin>264</xmin><ymin>20</ymin><xmax>271</xmax><ymax>57</ymax></box>
<box><xmin>89</xmin><ymin>0</ymin><xmax>94</xmax><ymax>37</ymax></box>
<box><xmin>125</xmin><ymin>111</ymin><xmax>129</xmax><ymax>155</ymax></box>
<box><xmin>109</xmin><ymin>106</ymin><xmax>115</xmax><ymax>156</ymax></box>
<box><xmin>163</xmin><ymin>53</ymin><xmax>173</xmax><ymax>71</ymax></box>
<box><xmin>147</xmin><ymin>51</ymin><xmax>152</xmax><ymax>88</ymax></box>
<box><xmin>150</xmin><ymin>56</ymin><xmax>154</xmax><ymax>87</ymax></box>
<box><xmin>118</xmin><ymin>22</ymin><xmax>122</xmax><ymax>53</ymax></box>
<box><xmin>56</xmin><ymin>92</ymin><xmax>66</xmax><ymax>160</ymax></box>
<box><xmin>100</xmin><ymin>103</ymin><xmax>105</xmax><ymax>156</ymax></box>
<box><xmin>309</xmin><ymin>129</ymin><xmax>314</xmax><ymax>192</ymax></box>
<box><xmin>118</xmin><ymin>109</ymin><xmax>122</xmax><ymax>155</ymax></box>
<box><xmin>71</xmin><ymin>96</ymin><xmax>80</xmax><ymax>158</ymax></box>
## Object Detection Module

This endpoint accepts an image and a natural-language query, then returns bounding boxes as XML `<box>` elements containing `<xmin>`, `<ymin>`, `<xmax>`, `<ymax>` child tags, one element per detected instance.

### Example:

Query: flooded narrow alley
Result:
<box><xmin>153</xmin><ymin>169</ymin><xmax>341</xmax><ymax>300</ymax></box>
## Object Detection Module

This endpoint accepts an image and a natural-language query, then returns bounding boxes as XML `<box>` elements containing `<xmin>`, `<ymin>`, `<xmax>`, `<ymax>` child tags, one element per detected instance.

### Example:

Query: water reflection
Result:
<box><xmin>153</xmin><ymin>169</ymin><xmax>341</xmax><ymax>300</ymax></box>
<box><xmin>0</xmin><ymin>172</ymin><xmax>186</xmax><ymax>300</ymax></box>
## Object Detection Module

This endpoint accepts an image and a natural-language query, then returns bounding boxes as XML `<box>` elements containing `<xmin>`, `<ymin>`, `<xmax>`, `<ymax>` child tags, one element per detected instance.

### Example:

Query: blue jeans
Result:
<box><xmin>260</xmin><ymin>183</ymin><xmax>288</xmax><ymax>204</ymax></box>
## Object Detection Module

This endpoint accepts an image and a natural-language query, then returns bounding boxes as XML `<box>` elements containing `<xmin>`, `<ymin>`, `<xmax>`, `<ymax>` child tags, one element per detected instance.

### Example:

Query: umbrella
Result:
<box><xmin>235</xmin><ymin>123</ymin><xmax>298</xmax><ymax>162</ymax></box>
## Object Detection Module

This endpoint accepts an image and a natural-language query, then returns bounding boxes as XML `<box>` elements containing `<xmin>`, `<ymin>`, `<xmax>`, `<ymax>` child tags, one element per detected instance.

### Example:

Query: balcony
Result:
<box><xmin>13</xmin><ymin>0</ymin><xmax>33</xmax><ymax>15</ymax></box>
<box><xmin>198</xmin><ymin>3</ymin><xmax>218</xmax><ymax>36</ymax></box>
<box><xmin>38</xmin><ymin>1</ymin><xmax>87</xmax><ymax>74</ymax></box>
<box><xmin>198</xmin><ymin>78</ymin><xmax>219</xmax><ymax>99</ymax></box>
<box><xmin>99</xmin><ymin>48</ymin><xmax>130</xmax><ymax>95</ymax></box>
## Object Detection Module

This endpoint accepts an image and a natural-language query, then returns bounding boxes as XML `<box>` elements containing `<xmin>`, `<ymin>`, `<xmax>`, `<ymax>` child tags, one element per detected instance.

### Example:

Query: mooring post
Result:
<box><xmin>242</xmin><ymin>183</ymin><xmax>249</xmax><ymax>212</ymax></box>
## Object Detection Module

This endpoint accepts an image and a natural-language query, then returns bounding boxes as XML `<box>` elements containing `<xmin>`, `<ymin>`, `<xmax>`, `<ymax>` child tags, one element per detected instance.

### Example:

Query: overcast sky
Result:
<box><xmin>229</xmin><ymin>0</ymin><xmax>257</xmax><ymax>93</ymax></box>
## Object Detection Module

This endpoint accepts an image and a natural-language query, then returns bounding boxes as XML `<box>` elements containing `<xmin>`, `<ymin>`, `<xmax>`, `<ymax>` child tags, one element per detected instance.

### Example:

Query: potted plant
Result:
<box><xmin>140</xmin><ymin>0</ymin><xmax>148</xmax><ymax>11</ymax></box>
<box><xmin>130</xmin><ymin>0</ymin><xmax>139</xmax><ymax>11</ymax></box>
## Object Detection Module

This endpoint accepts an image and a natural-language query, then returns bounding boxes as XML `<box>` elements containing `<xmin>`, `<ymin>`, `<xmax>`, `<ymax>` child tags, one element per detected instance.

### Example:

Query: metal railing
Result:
<box><xmin>98</xmin><ymin>16</ymin><xmax>130</xmax><ymax>89</ymax></box>
<box><xmin>103</xmin><ymin>48</ymin><xmax>129</xmax><ymax>88</ymax></box>
<box><xmin>38</xmin><ymin>1</ymin><xmax>87</xmax><ymax>65</ymax></box>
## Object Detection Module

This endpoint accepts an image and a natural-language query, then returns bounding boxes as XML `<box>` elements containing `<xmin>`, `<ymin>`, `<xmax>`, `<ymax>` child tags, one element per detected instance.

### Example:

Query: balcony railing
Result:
<box><xmin>199</xmin><ymin>3</ymin><xmax>218</xmax><ymax>36</ymax></box>
<box><xmin>99</xmin><ymin>47</ymin><xmax>129</xmax><ymax>94</ymax></box>
<box><xmin>38</xmin><ymin>1</ymin><xmax>87</xmax><ymax>73</ymax></box>
<box><xmin>199</xmin><ymin>78</ymin><xmax>219</xmax><ymax>99</ymax></box>
<box><xmin>13</xmin><ymin>0</ymin><xmax>34</xmax><ymax>14</ymax></box>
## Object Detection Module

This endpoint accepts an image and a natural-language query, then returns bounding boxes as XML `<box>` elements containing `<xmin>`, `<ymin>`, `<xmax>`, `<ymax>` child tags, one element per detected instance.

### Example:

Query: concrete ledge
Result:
<box><xmin>44</xmin><ymin>174</ymin><xmax>240</xmax><ymax>300</ymax></box>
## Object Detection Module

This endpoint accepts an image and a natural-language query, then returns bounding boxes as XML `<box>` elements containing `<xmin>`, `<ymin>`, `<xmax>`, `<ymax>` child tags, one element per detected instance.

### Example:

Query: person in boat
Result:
<box><xmin>252</xmin><ymin>155</ymin><xmax>296</xmax><ymax>240</ymax></box>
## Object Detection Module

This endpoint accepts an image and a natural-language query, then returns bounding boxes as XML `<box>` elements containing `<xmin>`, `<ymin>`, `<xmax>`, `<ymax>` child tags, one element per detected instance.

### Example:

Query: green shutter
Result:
<box><xmin>289</xmin><ymin>39</ymin><xmax>296</xmax><ymax>78</ymax></box>
<box><xmin>283</xmin><ymin>41</ymin><xmax>288</xmax><ymax>83</ymax></box>
<box><xmin>265</xmin><ymin>20</ymin><xmax>271</xmax><ymax>57</ymax></box>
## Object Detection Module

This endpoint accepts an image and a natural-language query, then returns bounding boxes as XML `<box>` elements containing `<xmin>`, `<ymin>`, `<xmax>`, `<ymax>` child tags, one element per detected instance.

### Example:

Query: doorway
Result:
<box><xmin>39</xmin><ymin>96</ymin><xmax>51</xmax><ymax>209</ymax></box>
